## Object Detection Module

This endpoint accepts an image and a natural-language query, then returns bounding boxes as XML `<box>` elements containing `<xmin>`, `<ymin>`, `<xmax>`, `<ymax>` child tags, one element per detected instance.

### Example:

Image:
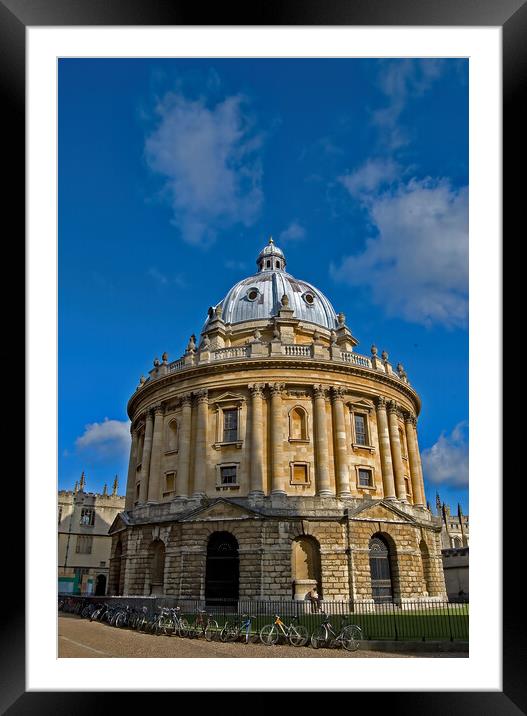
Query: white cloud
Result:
<box><xmin>421</xmin><ymin>422</ymin><xmax>469</xmax><ymax>487</ymax></box>
<box><xmin>332</xmin><ymin>177</ymin><xmax>468</xmax><ymax>327</ymax></box>
<box><xmin>148</xmin><ymin>267</ymin><xmax>187</xmax><ymax>289</ymax></box>
<box><xmin>373</xmin><ymin>59</ymin><xmax>444</xmax><ymax>148</ymax></box>
<box><xmin>278</xmin><ymin>221</ymin><xmax>306</xmax><ymax>243</ymax></box>
<box><xmin>145</xmin><ymin>91</ymin><xmax>263</xmax><ymax>247</ymax></box>
<box><xmin>339</xmin><ymin>158</ymin><xmax>400</xmax><ymax>197</ymax></box>
<box><xmin>75</xmin><ymin>418</ymin><xmax>131</xmax><ymax>460</ymax></box>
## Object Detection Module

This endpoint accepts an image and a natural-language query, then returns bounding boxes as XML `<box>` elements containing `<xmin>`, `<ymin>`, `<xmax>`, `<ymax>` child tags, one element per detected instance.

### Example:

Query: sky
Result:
<box><xmin>58</xmin><ymin>58</ymin><xmax>468</xmax><ymax>513</ymax></box>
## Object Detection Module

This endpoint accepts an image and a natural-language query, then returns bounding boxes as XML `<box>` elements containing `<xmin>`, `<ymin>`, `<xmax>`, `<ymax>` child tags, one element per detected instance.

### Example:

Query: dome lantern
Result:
<box><xmin>256</xmin><ymin>237</ymin><xmax>286</xmax><ymax>272</ymax></box>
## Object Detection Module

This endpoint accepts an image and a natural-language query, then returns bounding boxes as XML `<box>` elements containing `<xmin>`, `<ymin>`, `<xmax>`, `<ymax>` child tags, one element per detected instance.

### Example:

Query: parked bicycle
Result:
<box><xmin>188</xmin><ymin>609</ymin><xmax>220</xmax><ymax>641</ymax></box>
<box><xmin>220</xmin><ymin>614</ymin><xmax>257</xmax><ymax>643</ymax></box>
<box><xmin>259</xmin><ymin>614</ymin><xmax>309</xmax><ymax>647</ymax></box>
<box><xmin>310</xmin><ymin>612</ymin><xmax>362</xmax><ymax>651</ymax></box>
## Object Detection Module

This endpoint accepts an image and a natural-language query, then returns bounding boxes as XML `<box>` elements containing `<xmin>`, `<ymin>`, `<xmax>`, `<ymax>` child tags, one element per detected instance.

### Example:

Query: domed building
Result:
<box><xmin>109</xmin><ymin>239</ymin><xmax>447</xmax><ymax>604</ymax></box>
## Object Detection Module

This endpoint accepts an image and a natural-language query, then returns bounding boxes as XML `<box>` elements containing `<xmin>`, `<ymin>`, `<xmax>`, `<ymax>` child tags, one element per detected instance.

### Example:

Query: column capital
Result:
<box><xmin>313</xmin><ymin>384</ymin><xmax>328</xmax><ymax>400</ymax></box>
<box><xmin>152</xmin><ymin>402</ymin><xmax>165</xmax><ymax>415</ymax></box>
<box><xmin>387</xmin><ymin>400</ymin><xmax>399</xmax><ymax>416</ymax></box>
<box><xmin>179</xmin><ymin>393</ymin><xmax>192</xmax><ymax>408</ymax></box>
<box><xmin>404</xmin><ymin>412</ymin><xmax>417</xmax><ymax>426</ymax></box>
<box><xmin>375</xmin><ymin>395</ymin><xmax>387</xmax><ymax>410</ymax></box>
<box><xmin>330</xmin><ymin>386</ymin><xmax>345</xmax><ymax>402</ymax></box>
<box><xmin>249</xmin><ymin>383</ymin><xmax>266</xmax><ymax>398</ymax></box>
<box><xmin>194</xmin><ymin>389</ymin><xmax>209</xmax><ymax>404</ymax></box>
<box><xmin>268</xmin><ymin>382</ymin><xmax>285</xmax><ymax>397</ymax></box>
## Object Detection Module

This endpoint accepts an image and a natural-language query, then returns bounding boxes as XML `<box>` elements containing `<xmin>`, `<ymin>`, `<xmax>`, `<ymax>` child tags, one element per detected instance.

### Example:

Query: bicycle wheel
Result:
<box><xmin>340</xmin><ymin>625</ymin><xmax>362</xmax><ymax>652</ymax></box>
<box><xmin>310</xmin><ymin>626</ymin><xmax>327</xmax><ymax>649</ymax></box>
<box><xmin>205</xmin><ymin>620</ymin><xmax>219</xmax><ymax>641</ymax></box>
<box><xmin>288</xmin><ymin>624</ymin><xmax>309</xmax><ymax>647</ymax></box>
<box><xmin>177</xmin><ymin>618</ymin><xmax>190</xmax><ymax>638</ymax></box>
<box><xmin>259</xmin><ymin>624</ymin><xmax>279</xmax><ymax>646</ymax></box>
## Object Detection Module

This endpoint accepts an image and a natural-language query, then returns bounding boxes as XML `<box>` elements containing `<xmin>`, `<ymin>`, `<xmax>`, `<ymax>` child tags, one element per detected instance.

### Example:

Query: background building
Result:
<box><xmin>435</xmin><ymin>493</ymin><xmax>469</xmax><ymax>599</ymax></box>
<box><xmin>58</xmin><ymin>473</ymin><xmax>125</xmax><ymax>595</ymax></box>
<box><xmin>109</xmin><ymin>239</ymin><xmax>448</xmax><ymax>604</ymax></box>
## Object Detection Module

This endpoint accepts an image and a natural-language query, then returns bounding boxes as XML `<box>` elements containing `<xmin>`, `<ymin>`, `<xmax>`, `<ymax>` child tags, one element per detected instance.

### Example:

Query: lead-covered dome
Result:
<box><xmin>203</xmin><ymin>238</ymin><xmax>339</xmax><ymax>331</ymax></box>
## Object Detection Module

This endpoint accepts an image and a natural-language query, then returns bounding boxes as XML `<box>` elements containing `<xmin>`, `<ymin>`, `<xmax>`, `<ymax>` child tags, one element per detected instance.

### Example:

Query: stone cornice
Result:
<box><xmin>127</xmin><ymin>356</ymin><xmax>421</xmax><ymax>419</ymax></box>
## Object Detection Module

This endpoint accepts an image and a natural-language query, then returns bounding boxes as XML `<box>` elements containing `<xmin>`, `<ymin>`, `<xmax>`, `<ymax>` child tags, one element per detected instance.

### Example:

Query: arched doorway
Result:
<box><xmin>369</xmin><ymin>535</ymin><xmax>394</xmax><ymax>603</ymax></box>
<box><xmin>95</xmin><ymin>574</ymin><xmax>107</xmax><ymax>596</ymax></box>
<box><xmin>149</xmin><ymin>539</ymin><xmax>166</xmax><ymax>596</ymax></box>
<box><xmin>205</xmin><ymin>532</ymin><xmax>239</xmax><ymax>604</ymax></box>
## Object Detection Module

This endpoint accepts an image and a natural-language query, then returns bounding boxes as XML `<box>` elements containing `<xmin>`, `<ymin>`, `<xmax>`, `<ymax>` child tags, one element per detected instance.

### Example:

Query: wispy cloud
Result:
<box><xmin>145</xmin><ymin>90</ymin><xmax>264</xmax><ymax>247</ymax></box>
<box><xmin>422</xmin><ymin>422</ymin><xmax>469</xmax><ymax>487</ymax></box>
<box><xmin>373</xmin><ymin>59</ymin><xmax>445</xmax><ymax>149</ymax></box>
<box><xmin>339</xmin><ymin>158</ymin><xmax>400</xmax><ymax>197</ymax></box>
<box><xmin>148</xmin><ymin>267</ymin><xmax>187</xmax><ymax>289</ymax></box>
<box><xmin>278</xmin><ymin>221</ymin><xmax>306</xmax><ymax>243</ymax></box>
<box><xmin>75</xmin><ymin>418</ymin><xmax>131</xmax><ymax>461</ymax></box>
<box><xmin>332</xmin><ymin>176</ymin><xmax>468</xmax><ymax>328</ymax></box>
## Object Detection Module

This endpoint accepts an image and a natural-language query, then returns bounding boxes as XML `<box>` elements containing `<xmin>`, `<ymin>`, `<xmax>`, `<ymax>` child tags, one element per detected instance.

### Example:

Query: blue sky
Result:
<box><xmin>59</xmin><ymin>58</ymin><xmax>468</xmax><ymax>513</ymax></box>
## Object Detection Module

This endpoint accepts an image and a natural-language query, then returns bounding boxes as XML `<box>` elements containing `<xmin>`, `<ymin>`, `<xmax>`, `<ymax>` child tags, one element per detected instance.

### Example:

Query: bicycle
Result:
<box><xmin>187</xmin><ymin>609</ymin><xmax>220</xmax><ymax>641</ymax></box>
<box><xmin>310</xmin><ymin>612</ymin><xmax>362</xmax><ymax>651</ymax></box>
<box><xmin>259</xmin><ymin>614</ymin><xmax>309</xmax><ymax>647</ymax></box>
<box><xmin>220</xmin><ymin>614</ymin><xmax>257</xmax><ymax>643</ymax></box>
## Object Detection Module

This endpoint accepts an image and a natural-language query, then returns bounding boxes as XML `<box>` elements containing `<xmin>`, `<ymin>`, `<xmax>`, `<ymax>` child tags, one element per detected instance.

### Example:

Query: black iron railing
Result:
<box><xmin>58</xmin><ymin>595</ymin><xmax>468</xmax><ymax>642</ymax></box>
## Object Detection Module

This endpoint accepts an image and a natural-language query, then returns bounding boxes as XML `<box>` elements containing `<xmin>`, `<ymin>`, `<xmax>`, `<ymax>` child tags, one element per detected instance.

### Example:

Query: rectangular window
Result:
<box><xmin>405</xmin><ymin>477</ymin><xmax>412</xmax><ymax>495</ymax></box>
<box><xmin>76</xmin><ymin>535</ymin><xmax>93</xmax><ymax>554</ymax></box>
<box><xmin>80</xmin><ymin>508</ymin><xmax>95</xmax><ymax>526</ymax></box>
<box><xmin>164</xmin><ymin>472</ymin><xmax>176</xmax><ymax>494</ymax></box>
<box><xmin>291</xmin><ymin>464</ymin><xmax>309</xmax><ymax>485</ymax></box>
<box><xmin>220</xmin><ymin>465</ymin><xmax>237</xmax><ymax>485</ymax></box>
<box><xmin>223</xmin><ymin>409</ymin><xmax>238</xmax><ymax>442</ymax></box>
<box><xmin>354</xmin><ymin>414</ymin><xmax>368</xmax><ymax>445</ymax></box>
<box><xmin>358</xmin><ymin>468</ymin><xmax>373</xmax><ymax>487</ymax></box>
<box><xmin>58</xmin><ymin>506</ymin><xmax>63</xmax><ymax>524</ymax></box>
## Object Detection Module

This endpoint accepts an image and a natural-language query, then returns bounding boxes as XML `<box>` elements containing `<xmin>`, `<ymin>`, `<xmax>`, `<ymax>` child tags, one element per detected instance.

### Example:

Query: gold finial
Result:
<box><xmin>268</xmin><ymin>236</ymin><xmax>274</xmax><ymax>244</ymax></box>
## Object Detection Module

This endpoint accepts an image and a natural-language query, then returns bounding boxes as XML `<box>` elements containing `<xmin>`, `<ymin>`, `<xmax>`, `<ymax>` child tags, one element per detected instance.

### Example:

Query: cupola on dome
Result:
<box><xmin>203</xmin><ymin>238</ymin><xmax>340</xmax><ymax>331</ymax></box>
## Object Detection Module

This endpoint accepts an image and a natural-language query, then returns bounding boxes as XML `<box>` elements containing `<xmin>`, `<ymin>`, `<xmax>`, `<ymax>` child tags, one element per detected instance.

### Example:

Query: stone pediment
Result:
<box><xmin>350</xmin><ymin>500</ymin><xmax>418</xmax><ymax>525</ymax></box>
<box><xmin>214</xmin><ymin>391</ymin><xmax>246</xmax><ymax>404</ymax></box>
<box><xmin>108</xmin><ymin>511</ymin><xmax>130</xmax><ymax>535</ymax></box>
<box><xmin>180</xmin><ymin>499</ymin><xmax>262</xmax><ymax>523</ymax></box>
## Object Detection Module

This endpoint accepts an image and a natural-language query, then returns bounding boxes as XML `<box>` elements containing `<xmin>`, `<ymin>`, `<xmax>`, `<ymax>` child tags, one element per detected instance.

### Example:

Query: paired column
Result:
<box><xmin>192</xmin><ymin>389</ymin><xmax>209</xmax><ymax>497</ymax></box>
<box><xmin>405</xmin><ymin>413</ymin><xmax>425</xmax><ymax>507</ymax></box>
<box><xmin>387</xmin><ymin>401</ymin><xmax>407</xmax><ymax>502</ymax></box>
<box><xmin>147</xmin><ymin>404</ymin><xmax>165</xmax><ymax>503</ymax></box>
<box><xmin>176</xmin><ymin>394</ymin><xmax>192</xmax><ymax>498</ymax></box>
<box><xmin>138</xmin><ymin>410</ymin><xmax>154</xmax><ymax>504</ymax></box>
<box><xmin>124</xmin><ymin>428</ymin><xmax>139</xmax><ymax>510</ymax></box>
<box><xmin>249</xmin><ymin>384</ymin><xmax>265</xmax><ymax>496</ymax></box>
<box><xmin>270</xmin><ymin>383</ymin><xmax>286</xmax><ymax>495</ymax></box>
<box><xmin>331</xmin><ymin>387</ymin><xmax>351</xmax><ymax>497</ymax></box>
<box><xmin>375</xmin><ymin>397</ymin><xmax>397</xmax><ymax>500</ymax></box>
<box><xmin>314</xmin><ymin>385</ymin><xmax>333</xmax><ymax>496</ymax></box>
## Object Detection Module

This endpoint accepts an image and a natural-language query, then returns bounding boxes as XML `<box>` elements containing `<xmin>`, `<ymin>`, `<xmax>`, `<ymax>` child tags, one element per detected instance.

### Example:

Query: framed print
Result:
<box><xmin>3</xmin><ymin>0</ymin><xmax>516</xmax><ymax>711</ymax></box>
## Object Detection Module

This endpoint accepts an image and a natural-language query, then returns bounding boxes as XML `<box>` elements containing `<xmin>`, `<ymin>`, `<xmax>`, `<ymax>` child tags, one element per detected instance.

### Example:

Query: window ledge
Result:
<box><xmin>164</xmin><ymin>449</ymin><xmax>179</xmax><ymax>456</ymax></box>
<box><xmin>352</xmin><ymin>443</ymin><xmax>376</xmax><ymax>453</ymax></box>
<box><xmin>290</xmin><ymin>481</ymin><xmax>311</xmax><ymax>487</ymax></box>
<box><xmin>216</xmin><ymin>484</ymin><xmax>240</xmax><ymax>491</ymax></box>
<box><xmin>288</xmin><ymin>438</ymin><xmax>310</xmax><ymax>444</ymax></box>
<box><xmin>213</xmin><ymin>441</ymin><xmax>243</xmax><ymax>450</ymax></box>
<box><xmin>357</xmin><ymin>484</ymin><xmax>377</xmax><ymax>491</ymax></box>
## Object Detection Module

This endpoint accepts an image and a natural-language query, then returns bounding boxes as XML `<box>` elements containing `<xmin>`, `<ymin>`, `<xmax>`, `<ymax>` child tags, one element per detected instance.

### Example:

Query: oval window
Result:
<box><xmin>247</xmin><ymin>288</ymin><xmax>259</xmax><ymax>301</ymax></box>
<box><xmin>303</xmin><ymin>292</ymin><xmax>315</xmax><ymax>305</ymax></box>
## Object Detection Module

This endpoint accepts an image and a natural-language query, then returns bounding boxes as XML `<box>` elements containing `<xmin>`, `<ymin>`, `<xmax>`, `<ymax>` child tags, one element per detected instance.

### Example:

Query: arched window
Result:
<box><xmin>399</xmin><ymin>428</ymin><xmax>407</xmax><ymax>458</ymax></box>
<box><xmin>276</xmin><ymin>260</ymin><xmax>280</xmax><ymax>268</ymax></box>
<box><xmin>149</xmin><ymin>539</ymin><xmax>166</xmax><ymax>595</ymax></box>
<box><xmin>289</xmin><ymin>406</ymin><xmax>308</xmax><ymax>441</ymax></box>
<box><xmin>453</xmin><ymin>537</ymin><xmax>462</xmax><ymax>548</ymax></box>
<box><xmin>420</xmin><ymin>539</ymin><xmax>433</xmax><ymax>596</ymax></box>
<box><xmin>292</xmin><ymin>536</ymin><xmax>322</xmax><ymax>599</ymax></box>
<box><xmin>205</xmin><ymin>532</ymin><xmax>239</xmax><ymax>604</ymax></box>
<box><xmin>166</xmin><ymin>419</ymin><xmax>178</xmax><ymax>452</ymax></box>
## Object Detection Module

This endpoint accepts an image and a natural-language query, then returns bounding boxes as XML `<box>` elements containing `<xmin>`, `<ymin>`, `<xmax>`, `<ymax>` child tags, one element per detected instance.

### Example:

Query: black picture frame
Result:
<box><xmin>4</xmin><ymin>0</ymin><xmax>514</xmax><ymax>711</ymax></box>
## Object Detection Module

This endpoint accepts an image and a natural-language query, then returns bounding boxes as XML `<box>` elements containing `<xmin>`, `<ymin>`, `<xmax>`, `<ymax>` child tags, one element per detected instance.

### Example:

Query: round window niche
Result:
<box><xmin>247</xmin><ymin>288</ymin><xmax>259</xmax><ymax>301</ymax></box>
<box><xmin>303</xmin><ymin>292</ymin><xmax>315</xmax><ymax>305</ymax></box>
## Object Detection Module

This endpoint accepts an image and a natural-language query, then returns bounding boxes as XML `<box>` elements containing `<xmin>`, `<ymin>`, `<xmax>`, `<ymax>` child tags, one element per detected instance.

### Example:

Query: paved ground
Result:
<box><xmin>58</xmin><ymin>615</ymin><xmax>467</xmax><ymax>658</ymax></box>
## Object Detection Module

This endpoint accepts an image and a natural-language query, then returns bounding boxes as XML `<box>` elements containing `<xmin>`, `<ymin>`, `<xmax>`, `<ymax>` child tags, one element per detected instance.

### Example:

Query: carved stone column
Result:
<box><xmin>138</xmin><ymin>410</ymin><xmax>154</xmax><ymax>504</ymax></box>
<box><xmin>269</xmin><ymin>383</ymin><xmax>286</xmax><ymax>495</ymax></box>
<box><xmin>314</xmin><ymin>385</ymin><xmax>333</xmax><ymax>496</ymax></box>
<box><xmin>331</xmin><ymin>387</ymin><xmax>351</xmax><ymax>497</ymax></box>
<box><xmin>125</xmin><ymin>428</ymin><xmax>139</xmax><ymax>510</ymax></box>
<box><xmin>176</xmin><ymin>394</ymin><xmax>192</xmax><ymax>498</ymax></box>
<box><xmin>388</xmin><ymin>401</ymin><xmax>407</xmax><ymax>503</ymax></box>
<box><xmin>375</xmin><ymin>397</ymin><xmax>396</xmax><ymax>500</ymax></box>
<box><xmin>193</xmin><ymin>389</ymin><xmax>209</xmax><ymax>497</ymax></box>
<box><xmin>249</xmin><ymin>384</ymin><xmax>265</xmax><ymax>496</ymax></box>
<box><xmin>405</xmin><ymin>413</ymin><xmax>425</xmax><ymax>507</ymax></box>
<box><xmin>147</xmin><ymin>404</ymin><xmax>165</xmax><ymax>503</ymax></box>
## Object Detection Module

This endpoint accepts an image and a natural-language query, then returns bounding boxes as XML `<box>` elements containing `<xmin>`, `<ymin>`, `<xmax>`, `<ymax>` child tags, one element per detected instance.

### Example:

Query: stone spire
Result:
<box><xmin>102</xmin><ymin>483</ymin><xmax>108</xmax><ymax>496</ymax></box>
<box><xmin>112</xmin><ymin>475</ymin><xmax>119</xmax><ymax>495</ymax></box>
<box><xmin>79</xmin><ymin>471</ymin><xmax>86</xmax><ymax>492</ymax></box>
<box><xmin>435</xmin><ymin>491</ymin><xmax>442</xmax><ymax>516</ymax></box>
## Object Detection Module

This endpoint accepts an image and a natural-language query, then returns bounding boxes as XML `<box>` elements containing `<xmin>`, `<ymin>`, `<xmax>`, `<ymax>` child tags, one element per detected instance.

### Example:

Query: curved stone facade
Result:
<box><xmin>109</xmin><ymin>240</ymin><xmax>447</xmax><ymax>603</ymax></box>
